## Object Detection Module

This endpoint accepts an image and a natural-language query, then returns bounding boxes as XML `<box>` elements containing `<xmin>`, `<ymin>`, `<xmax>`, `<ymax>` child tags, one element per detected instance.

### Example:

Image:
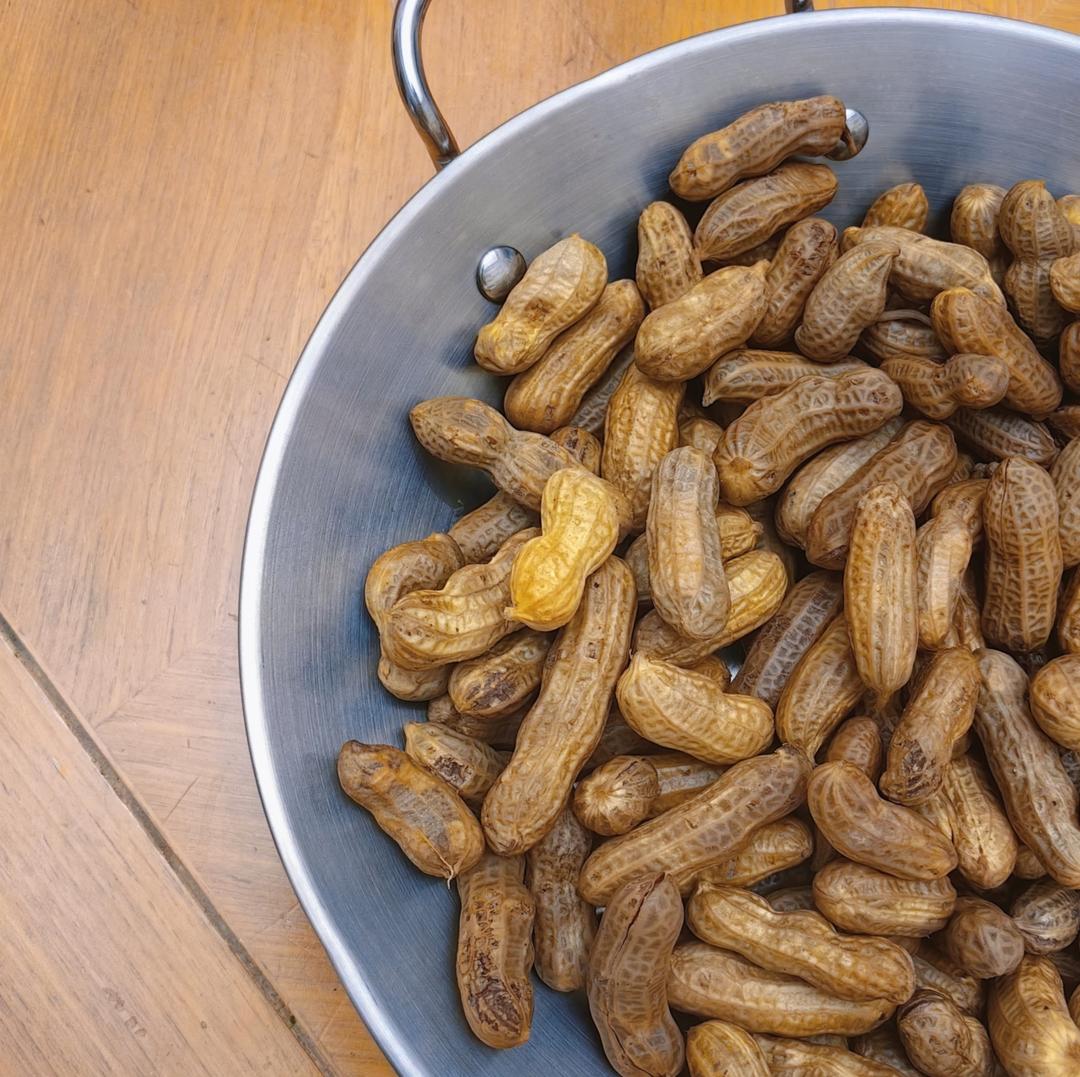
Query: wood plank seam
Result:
<box><xmin>0</xmin><ymin>609</ymin><xmax>339</xmax><ymax>1077</ymax></box>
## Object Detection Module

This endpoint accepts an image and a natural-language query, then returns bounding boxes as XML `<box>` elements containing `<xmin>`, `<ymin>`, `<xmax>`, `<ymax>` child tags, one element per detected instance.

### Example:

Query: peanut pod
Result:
<box><xmin>940</xmin><ymin>897</ymin><xmax>1025</xmax><ymax>980</ymax></box>
<box><xmin>759</xmin><ymin>1034</ymin><xmax>909</xmax><ymax>1076</ymax></box>
<box><xmin>703</xmin><ymin>348</ymin><xmax>866</xmax><ymax>404</ymax></box>
<box><xmin>950</xmin><ymin>183</ymin><xmax>1007</xmax><ymax>262</ymax></box>
<box><xmin>448</xmin><ymin>491</ymin><xmax>537</xmax><ymax>565</ymax></box>
<box><xmin>686</xmin><ymin>1020</ymin><xmax>769</xmax><ymax>1077</ymax></box>
<box><xmin>636</xmin><ymin>201</ymin><xmax>703</xmax><ymax>309</ymax></box>
<box><xmin>692</xmin><ymin>817</ymin><xmax>813</xmax><ymax>889</ymax></box>
<box><xmin>880</xmin><ymin>353</ymin><xmax>1009</xmax><ymax>420</ymax></box>
<box><xmin>864</xmin><ymin>182</ymin><xmax>929</xmax><ymax>232</ymax></box>
<box><xmin>947</xmin><ymin>406</ymin><xmax>1057</xmax><ymax>466</ymax></box>
<box><xmin>1031</xmin><ymin>655</ymin><xmax>1080</xmax><ymax>751</ymax></box>
<box><xmin>447</xmin><ymin>629</ymin><xmax>550</xmax><ymax>719</ymax></box>
<box><xmin>402</xmin><ymin>721</ymin><xmax>507</xmax><ymax>801</ymax></box>
<box><xmin>1052</xmin><ymin>437</ymin><xmax>1080</xmax><ymax>566</ymax></box>
<box><xmin>1011</xmin><ymin>880</ymin><xmax>1080</xmax><ymax>957</ymax></box>
<box><xmin>897</xmin><ymin>991</ymin><xmax>994</xmax><ymax>1077</ymax></box>
<box><xmin>916</xmin><ymin>512</ymin><xmax>974</xmax><ymax>649</ymax></box>
<box><xmin>573</xmin><ymin>755</ymin><xmax>659</xmax><ymax>837</ymax></box>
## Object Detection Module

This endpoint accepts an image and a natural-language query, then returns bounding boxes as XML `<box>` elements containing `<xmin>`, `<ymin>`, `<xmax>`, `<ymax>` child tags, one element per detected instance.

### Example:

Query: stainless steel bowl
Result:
<box><xmin>240</xmin><ymin>6</ymin><xmax>1080</xmax><ymax>1073</ymax></box>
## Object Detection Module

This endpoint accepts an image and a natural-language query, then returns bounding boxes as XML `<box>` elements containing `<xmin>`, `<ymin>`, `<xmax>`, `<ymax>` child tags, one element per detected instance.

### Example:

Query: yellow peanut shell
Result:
<box><xmin>881</xmin><ymin>352</ymin><xmax>1009</xmax><ymax>420</ymax></box>
<box><xmin>703</xmin><ymin>348</ymin><xmax>867</xmax><ymax>404</ymax></box>
<box><xmin>475</xmin><ymin>234</ymin><xmax>606</xmax><ymax>374</ymax></box>
<box><xmin>951</xmin><ymin>183</ymin><xmax>1007</xmax><ymax>261</ymax></box>
<box><xmin>916</xmin><ymin>512</ymin><xmax>974</xmax><ymax>650</ymax></box>
<box><xmin>863</xmin><ymin>182</ymin><xmax>929</xmax><ymax>232</ymax></box>
<box><xmin>555</xmin><ymin>421</ymin><xmax>614</xmax><ymax>470</ymax></box>
<box><xmin>692</xmin><ymin>817</ymin><xmax>813</xmax><ymax>889</ymax></box>
<box><xmin>686</xmin><ymin>1020</ymin><xmax>769</xmax><ymax>1077</ymax></box>
<box><xmin>1011</xmin><ymin>880</ymin><xmax>1080</xmax><ymax>957</ymax></box>
<box><xmin>714</xmin><ymin>369</ymin><xmax>904</xmax><ymax>505</ymax></box>
<box><xmin>402</xmin><ymin>721</ymin><xmax>507</xmax><ymax>802</ymax></box>
<box><xmin>767</xmin><ymin>886</ymin><xmax>817</xmax><ymax>913</ymax></box>
<box><xmin>448</xmin><ymin>629</ymin><xmax>549</xmax><ymax>720</ymax></box>
<box><xmin>694</xmin><ymin>163</ymin><xmax>839</xmax><ymax>262</ymax></box>
<box><xmin>573</xmin><ymin>755</ymin><xmax>659</xmax><ymax>837</ymax></box>
<box><xmin>1052</xmin><ymin>437</ymin><xmax>1080</xmax><ymax>566</ymax></box>
<box><xmin>897</xmin><ymin>991</ymin><xmax>994</xmax><ymax>1077</ymax></box>
<box><xmin>941</xmin><ymin>896</ymin><xmax>1025</xmax><ymax>980</ymax></box>
<box><xmin>636</xmin><ymin>201</ymin><xmax>703</xmax><ymax>309</ymax></box>
<box><xmin>669</xmin><ymin>95</ymin><xmax>847</xmax><ymax>201</ymax></box>
<box><xmin>1050</xmin><ymin>252</ymin><xmax>1080</xmax><ymax>313</ymax></box>
<box><xmin>679</xmin><ymin>415</ymin><xmax>725</xmax><ymax>457</ymax></box>
<box><xmin>616</xmin><ymin>653</ymin><xmax>773</xmax><ymax>766</ymax></box>
<box><xmin>762</xmin><ymin>1034</ymin><xmax>911</xmax><ymax>1075</ymax></box>
<box><xmin>860</xmin><ymin>316</ymin><xmax>948</xmax><ymax>363</ymax></box>
<box><xmin>635</xmin><ymin>263</ymin><xmax>768</xmax><ymax>381</ymax></box>
<box><xmin>1061</xmin><ymin>194</ymin><xmax>1080</xmax><ymax>247</ymax></box>
<box><xmin>337</xmin><ymin>742</ymin><xmax>484</xmax><ymax>879</ymax></box>
<box><xmin>948</xmin><ymin>406</ymin><xmax>1057</xmax><ymax>466</ymax></box>
<box><xmin>1031</xmin><ymin>655</ymin><xmax>1080</xmax><ymax>751</ymax></box>
<box><xmin>449</xmin><ymin>491</ymin><xmax>537</xmax><ymax>565</ymax></box>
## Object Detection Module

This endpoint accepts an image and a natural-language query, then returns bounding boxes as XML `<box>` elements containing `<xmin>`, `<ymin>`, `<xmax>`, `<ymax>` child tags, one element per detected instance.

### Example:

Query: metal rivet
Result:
<box><xmin>829</xmin><ymin>107</ymin><xmax>869</xmax><ymax>161</ymax></box>
<box><xmin>476</xmin><ymin>245</ymin><xmax>527</xmax><ymax>303</ymax></box>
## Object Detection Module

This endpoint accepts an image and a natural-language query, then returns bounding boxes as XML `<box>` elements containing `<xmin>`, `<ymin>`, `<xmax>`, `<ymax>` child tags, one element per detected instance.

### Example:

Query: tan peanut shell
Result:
<box><xmin>376</xmin><ymin>655</ymin><xmax>451</xmax><ymax>703</ymax></box>
<box><xmin>775</xmin><ymin>418</ymin><xmax>904</xmax><ymax>548</ymax></box>
<box><xmin>503</xmin><ymin>280</ymin><xmax>644</xmax><ymax>433</ymax></box>
<box><xmin>686</xmin><ymin>1020</ymin><xmax>769</xmax><ymax>1077</ymax></box>
<box><xmin>881</xmin><ymin>353</ymin><xmax>1010</xmax><ymax>420</ymax></box>
<box><xmin>483</xmin><ymin>557</ymin><xmax>635</xmax><ymax>854</ymax></box>
<box><xmin>714</xmin><ymin>369</ymin><xmax>903</xmax><ymax>505</ymax></box>
<box><xmin>587</xmin><ymin>873</ymin><xmax>685</xmax><ymax>1077</ymax></box>
<box><xmin>733</xmin><ymin>570</ymin><xmax>843</xmax><ymax>707</ymax></box>
<box><xmin>860</xmin><ymin>316</ymin><xmax>948</xmax><ymax>363</ymax></box>
<box><xmin>507</xmin><ymin>468</ymin><xmax>625</xmax><ymax>631</ymax></box>
<box><xmin>573</xmin><ymin>755</ymin><xmax>659</xmax><ymax>837</ymax></box>
<box><xmin>864</xmin><ymin>182</ymin><xmax>930</xmax><ymax>232</ymax></box>
<box><xmin>897</xmin><ymin>991</ymin><xmax>994</xmax><ymax>1077</ymax></box>
<box><xmin>550</xmin><ymin>426</ymin><xmax>606</xmax><ymax>476</ymax></box>
<box><xmin>1005</xmin><ymin>254</ymin><xmax>1068</xmax><ymax>341</ymax></box>
<box><xmin>795</xmin><ymin>240</ymin><xmax>900</xmax><ymax>361</ymax></box>
<box><xmin>752</xmin><ymin>217</ymin><xmax>840</xmax><ymax>345</ymax></box>
<box><xmin>813</xmin><ymin>859</ymin><xmax>956</xmax><ymax>938</ymax></box>
<box><xmin>703</xmin><ymin>348</ymin><xmax>866</xmax><ymax>404</ymax></box>
<box><xmin>805</xmin><ymin>420</ymin><xmax>958</xmax><ymax>570</ymax></box>
<box><xmin>989</xmin><ymin>957</ymin><xmax>1080</xmax><ymax>1075</ymax></box>
<box><xmin>601</xmin><ymin>363</ymin><xmax>684</xmax><ymax>528</ymax></box>
<box><xmin>844</xmin><ymin>482</ymin><xmax>918</xmax><ymax>703</ymax></box>
<box><xmin>1050</xmin><ymin>252</ymin><xmax>1080</xmax><ymax>312</ymax></box>
<box><xmin>931</xmin><ymin>478</ymin><xmax>987</xmax><ymax>543</ymax></box>
<box><xmin>941</xmin><ymin>897</ymin><xmax>1025</xmax><ymax>980</ymax></box>
<box><xmin>635</xmin><ymin>263</ymin><xmax>768</xmax><ymax>381</ymax></box>
<box><xmin>1011</xmin><ymin>881</ymin><xmax>1080</xmax><ymax>957</ymax></box>
<box><xmin>999</xmin><ymin>179</ymin><xmax>1075</xmax><ymax>260</ymax></box>
<box><xmin>828</xmin><ymin>717</ymin><xmax>884</xmax><ymax>782</ymax></box>
<box><xmin>948</xmin><ymin>451</ymin><xmax>977</xmax><ymax>483</ymax></box>
<box><xmin>666</xmin><ymin>942</ymin><xmax>894</xmax><ymax>1037</ymax></box>
<box><xmin>767</xmin><ymin>886</ymin><xmax>817</xmax><ymax>913</ymax></box>
<box><xmin>647</xmin><ymin>447</ymin><xmax>730</xmax><ymax>637</ymax></box>
<box><xmin>809</xmin><ymin>762</ymin><xmax>958</xmax><ymax>880</ymax></box>
<box><xmin>448</xmin><ymin>492</ymin><xmax>537</xmax><ymax>565</ymax></box>
<box><xmin>853</xmin><ymin>1024</ymin><xmax>923</xmax><ymax>1076</ymax></box>
<box><xmin>694</xmin><ymin>163</ymin><xmax>839</xmax><ymax>264</ymax></box>
<box><xmin>916</xmin><ymin>513</ymin><xmax>974</xmax><ymax>649</ymax></box>
<box><xmin>776</xmin><ymin>613</ymin><xmax>864</xmax><ymax>757</ymax></box>
<box><xmin>981</xmin><ymin>457</ymin><xmax>1063</xmax><ymax>651</ymax></box>
<box><xmin>744</xmin><ymin>494</ymin><xmax>800</xmax><ymax>585</ymax></box>
<box><xmin>1015</xmin><ymin>845</ymin><xmax>1050</xmax><ymax>881</ymax></box>
<box><xmin>975</xmin><ymin>648</ymin><xmax>1080</xmax><ymax>887</ymax></box>
<box><xmin>951</xmin><ymin>183</ymin><xmax>1007</xmax><ymax>261</ymax></box>
<box><xmin>584</xmin><ymin>707</ymin><xmax>655</xmax><ymax>771</ymax></box>
<box><xmin>616</xmin><ymin>653</ymin><xmax>773</xmax><ymax>766</ymax></box>
<box><xmin>568</xmin><ymin>346</ymin><xmax>636</xmax><ymax>436</ymax></box>
<box><xmin>679</xmin><ymin>415</ymin><xmax>725</xmax><ymax>457</ymax></box>
<box><xmin>692</xmin><ymin>817</ymin><xmax>813</xmax><ymax>889</ymax></box>
<box><xmin>1052</xmin><ymin>437</ymin><xmax>1080</xmax><ymax>566</ymax></box>
<box><xmin>425</xmin><ymin>694</ymin><xmax>525</xmax><ymax>747</ymax></box>
<box><xmin>880</xmin><ymin>647</ymin><xmax>979</xmax><ymax>806</ymax></box>
<box><xmin>526</xmin><ymin>807</ymin><xmax>595</xmax><ymax>992</ymax></box>
<box><xmin>636</xmin><ymin>201</ymin><xmax>703</xmax><ymax>309</ymax></box>
<box><xmin>1061</xmin><ymin>194</ymin><xmax>1080</xmax><ymax>246</ymax></box>
<box><xmin>914</xmin><ymin>945</ymin><xmax>985</xmax><ymax>1017</ymax></box>
<box><xmin>402</xmin><ymin>721</ymin><xmax>507</xmax><ymax>801</ymax></box>
<box><xmin>455</xmin><ymin>852</ymin><xmax>535</xmax><ymax>1048</ymax></box>
<box><xmin>648</xmin><ymin>753</ymin><xmax>725</xmax><ymax>817</ymax></box>
<box><xmin>578</xmin><ymin>746</ymin><xmax>810</xmax><ymax>905</ymax></box>
<box><xmin>632</xmin><ymin>548</ymin><xmax>787</xmax><ymax>666</ymax></box>
<box><xmin>474</xmin><ymin>234</ymin><xmax>606</xmax><ymax>374</ymax></box>
<box><xmin>844</xmin><ymin>225</ymin><xmax>1005</xmax><ymax>306</ymax></box>
<box><xmin>688</xmin><ymin>883</ymin><xmax>915</xmax><ymax>1004</ymax></box>
<box><xmin>337</xmin><ymin>742</ymin><xmax>484</xmax><ymax>879</ymax></box>
<box><xmin>381</xmin><ymin>528</ymin><xmax>536</xmax><ymax>670</ymax></box>
<box><xmin>669</xmin><ymin>95</ymin><xmax>847</xmax><ymax>201</ymax></box>
<box><xmin>947</xmin><ymin>406</ymin><xmax>1058</xmax><ymax>466</ymax></box>
<box><xmin>448</xmin><ymin>630</ymin><xmax>549</xmax><ymax>720</ymax></box>
<box><xmin>931</xmin><ymin>287</ymin><xmax>1063</xmax><ymax>416</ymax></box>
<box><xmin>759</xmin><ymin>1034</ymin><xmax>906</xmax><ymax>1076</ymax></box>
<box><xmin>1061</xmin><ymin>567</ymin><xmax>1080</xmax><ymax>654</ymax></box>
<box><xmin>1031</xmin><ymin>655</ymin><xmax>1080</xmax><ymax>750</ymax></box>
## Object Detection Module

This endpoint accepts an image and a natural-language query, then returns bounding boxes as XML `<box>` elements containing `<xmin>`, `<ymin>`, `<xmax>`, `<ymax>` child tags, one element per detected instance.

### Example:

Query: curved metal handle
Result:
<box><xmin>392</xmin><ymin>0</ymin><xmax>815</xmax><ymax>172</ymax></box>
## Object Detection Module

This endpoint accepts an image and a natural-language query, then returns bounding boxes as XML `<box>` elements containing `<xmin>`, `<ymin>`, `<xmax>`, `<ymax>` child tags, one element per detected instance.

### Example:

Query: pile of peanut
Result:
<box><xmin>340</xmin><ymin>95</ymin><xmax>1080</xmax><ymax>1075</ymax></box>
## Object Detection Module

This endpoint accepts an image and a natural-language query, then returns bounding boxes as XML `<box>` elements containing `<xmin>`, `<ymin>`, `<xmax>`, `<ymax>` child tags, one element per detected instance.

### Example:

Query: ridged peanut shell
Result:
<box><xmin>1031</xmin><ymin>655</ymin><xmax>1080</xmax><ymax>751</ymax></box>
<box><xmin>1052</xmin><ymin>437</ymin><xmax>1080</xmax><ymax>565</ymax></box>
<box><xmin>860</xmin><ymin>316</ymin><xmax>948</xmax><ymax>363</ymax></box>
<box><xmin>703</xmin><ymin>348</ymin><xmax>866</xmax><ymax>404</ymax></box>
<box><xmin>1011</xmin><ymin>880</ymin><xmax>1080</xmax><ymax>957</ymax></box>
<box><xmin>1061</xmin><ymin>567</ymin><xmax>1080</xmax><ymax>654</ymax></box>
<box><xmin>916</xmin><ymin>513</ymin><xmax>974</xmax><ymax>650</ymax></box>
<box><xmin>573</xmin><ymin>755</ymin><xmax>659</xmax><ymax>837</ymax></box>
<box><xmin>759</xmin><ymin>1034</ymin><xmax>908</xmax><ymax>1076</ymax></box>
<box><xmin>852</xmin><ymin>1025</ymin><xmax>923</xmax><ymax>1076</ymax></box>
<box><xmin>1050</xmin><ymin>252</ymin><xmax>1080</xmax><ymax>312</ymax></box>
<box><xmin>881</xmin><ymin>353</ymin><xmax>1009</xmax><ymax>420</ymax></box>
<box><xmin>647</xmin><ymin>753</ymin><xmax>726</xmax><ymax>817</ymax></box>
<box><xmin>448</xmin><ymin>630</ymin><xmax>549</xmax><ymax>719</ymax></box>
<box><xmin>827</xmin><ymin>717</ymin><xmax>884</xmax><ymax>782</ymax></box>
<box><xmin>402</xmin><ymin>721</ymin><xmax>507</xmax><ymax>802</ymax></box>
<box><xmin>864</xmin><ymin>182</ymin><xmax>929</xmax><ymax>232</ymax></box>
<box><xmin>568</xmin><ymin>346</ymin><xmax>635</xmax><ymax>436</ymax></box>
<box><xmin>692</xmin><ymin>817</ymin><xmax>813</xmax><ymax>889</ymax></box>
<box><xmin>448</xmin><ymin>491</ymin><xmax>537</xmax><ymax>566</ymax></box>
<box><xmin>1005</xmin><ymin>255</ymin><xmax>1068</xmax><ymax>340</ymax></box>
<box><xmin>999</xmin><ymin>180</ymin><xmax>1075</xmax><ymax>261</ymax></box>
<box><xmin>897</xmin><ymin>991</ymin><xmax>994</xmax><ymax>1077</ymax></box>
<box><xmin>951</xmin><ymin>183</ymin><xmax>1007</xmax><ymax>261</ymax></box>
<box><xmin>679</xmin><ymin>415</ymin><xmax>725</xmax><ymax>457</ymax></box>
<box><xmin>947</xmin><ymin>406</ymin><xmax>1057</xmax><ymax>466</ymax></box>
<box><xmin>636</xmin><ymin>201</ymin><xmax>703</xmax><ymax>309</ymax></box>
<box><xmin>941</xmin><ymin>897</ymin><xmax>1025</xmax><ymax>979</ymax></box>
<box><xmin>686</xmin><ymin>1020</ymin><xmax>769</xmax><ymax>1077</ymax></box>
<box><xmin>913</xmin><ymin>946</ymin><xmax>984</xmax><ymax>1017</ymax></box>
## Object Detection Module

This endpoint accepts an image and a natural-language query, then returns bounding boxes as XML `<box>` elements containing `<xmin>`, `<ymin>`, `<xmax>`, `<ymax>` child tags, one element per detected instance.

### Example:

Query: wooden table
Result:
<box><xmin>1</xmin><ymin>1</ymin><xmax>1075</xmax><ymax>1072</ymax></box>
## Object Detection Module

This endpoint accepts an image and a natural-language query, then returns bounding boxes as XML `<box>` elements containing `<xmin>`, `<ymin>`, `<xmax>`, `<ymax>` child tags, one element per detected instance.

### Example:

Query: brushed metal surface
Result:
<box><xmin>241</xmin><ymin>10</ymin><xmax>1080</xmax><ymax>1075</ymax></box>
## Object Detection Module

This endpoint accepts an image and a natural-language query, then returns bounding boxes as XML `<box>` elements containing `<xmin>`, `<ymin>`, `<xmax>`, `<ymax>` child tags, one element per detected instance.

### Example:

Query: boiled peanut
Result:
<box><xmin>601</xmin><ymin>363</ymin><xmax>684</xmax><ymax>528</ymax></box>
<box><xmin>455</xmin><ymin>852</ymin><xmax>535</xmax><ymax>1048</ymax></box>
<box><xmin>733</xmin><ymin>569</ymin><xmax>843</xmax><ymax>707</ymax></box>
<box><xmin>827</xmin><ymin>717</ymin><xmax>884</xmax><ymax>782</ymax></box>
<box><xmin>483</xmin><ymin>556</ymin><xmax>635</xmax><ymax>855</ymax></box>
<box><xmin>551</xmin><ymin>425</ymin><xmax>602</xmax><ymax>470</ymax></box>
<box><xmin>632</xmin><ymin>548</ymin><xmax>788</xmax><ymax>666</ymax></box>
<box><xmin>776</xmin><ymin>613</ymin><xmax>864</xmax><ymax>757</ymax></box>
<box><xmin>587</xmin><ymin>873</ymin><xmax>684</xmax><ymax>1077</ymax></box>
<box><xmin>880</xmin><ymin>647</ymin><xmax>979</xmax><ymax>806</ymax></box>
<box><xmin>913</xmin><ymin>945</ymin><xmax>985</xmax><ymax>1017</ymax></box>
<box><xmin>759</xmin><ymin>1033</ymin><xmax>912</xmax><ymax>1075</ymax></box>
<box><xmin>448</xmin><ymin>491</ymin><xmax>537</xmax><ymax>565</ymax></box>
<box><xmin>715</xmin><ymin>231</ymin><xmax>785</xmax><ymax>268</ymax></box>
<box><xmin>692</xmin><ymin>817</ymin><xmax>813</xmax><ymax>889</ymax></box>
<box><xmin>376</xmin><ymin>656</ymin><xmax>451</xmax><ymax>702</ymax></box>
<box><xmin>951</xmin><ymin>183</ymin><xmax>1007</xmax><ymax>263</ymax></box>
<box><xmin>844</xmin><ymin>482</ymin><xmax>918</xmax><ymax>704</ymax></box>
<box><xmin>636</xmin><ymin>201</ymin><xmax>703</xmax><ymax>309</ymax></box>
<box><xmin>402</xmin><ymin>721</ymin><xmax>507</xmax><ymax>801</ymax></box>
<box><xmin>1005</xmin><ymin>256</ymin><xmax>1068</xmax><ymax>341</ymax></box>
<box><xmin>426</xmin><ymin>693</ymin><xmax>525</xmax><ymax>747</ymax></box>
<box><xmin>647</xmin><ymin>447</ymin><xmax>730</xmax><ymax>638</ymax></box>
<box><xmin>767</xmin><ymin>886</ymin><xmax>816</xmax><ymax>912</ymax></box>
<box><xmin>667</xmin><ymin>941</ymin><xmax>894</xmax><ymax>1037</ymax></box>
<box><xmin>578</xmin><ymin>746</ymin><xmax>810</xmax><ymax>904</ymax></box>
<box><xmin>694</xmin><ymin>163</ymin><xmax>838</xmax><ymax>262</ymax></box>
<box><xmin>852</xmin><ymin>1025</ymin><xmax>923</xmax><ymax>1076</ymax></box>
<box><xmin>1031</xmin><ymin>655</ymin><xmax>1080</xmax><ymax>750</ymax></box>
<box><xmin>752</xmin><ymin>217</ymin><xmax>840</xmax><ymax>346</ymax></box>
<box><xmin>897</xmin><ymin>991</ymin><xmax>994</xmax><ymax>1077</ymax></box>
<box><xmin>775</xmin><ymin>418</ymin><xmax>904</xmax><ymax>548</ymax></box>
<box><xmin>337</xmin><ymin>742</ymin><xmax>484</xmax><ymax>879</ymax></box>
<box><xmin>1060</xmin><ymin>567</ymin><xmax>1080</xmax><ymax>653</ymax></box>
<box><xmin>881</xmin><ymin>353</ymin><xmax>1009</xmax><ymax>420</ymax></box>
<box><xmin>669</xmin><ymin>95</ymin><xmax>847</xmax><ymax>201</ymax></box>
<box><xmin>809</xmin><ymin>762</ymin><xmax>958</xmax><ymax>880</ymax></box>
<box><xmin>948</xmin><ymin>451</ymin><xmax>977</xmax><ymax>483</ymax></box>
<box><xmin>617</xmin><ymin>653</ymin><xmax>773</xmax><ymax>765</ymax></box>
<box><xmin>568</xmin><ymin>346</ymin><xmax>636</xmax><ymax>436</ymax></box>
<box><xmin>941</xmin><ymin>897</ymin><xmax>1025</xmax><ymax>979</ymax></box>
<box><xmin>475</xmin><ymin>234</ymin><xmax>606</xmax><ymax>374</ymax></box>
<box><xmin>1052</xmin><ymin>437</ymin><xmax>1080</xmax><ymax>565</ymax></box>
<box><xmin>947</xmin><ymin>406</ymin><xmax>1057</xmax><ymax>466</ymax></box>
<box><xmin>635</xmin><ymin>263</ymin><xmax>767</xmax><ymax>381</ymax></box>
<box><xmin>382</xmin><ymin>528</ymin><xmax>536</xmax><ymax>669</ymax></box>
<box><xmin>573</xmin><ymin>755</ymin><xmax>659</xmax><ymax>837</ymax></box>
<box><xmin>864</xmin><ymin>182</ymin><xmax>929</xmax><ymax>232</ymax></box>
<box><xmin>526</xmin><ymin>807</ymin><xmax>596</xmax><ymax>992</ymax></box>
<box><xmin>504</xmin><ymin>281</ymin><xmax>644</xmax><ymax>433</ymax></box>
<box><xmin>989</xmin><ymin>956</ymin><xmax>1080</xmax><ymax>1075</ymax></box>
<box><xmin>744</xmin><ymin>494</ymin><xmax>800</xmax><ymax>584</ymax></box>
<box><xmin>584</xmin><ymin>706</ymin><xmax>656</xmax><ymax>771</ymax></box>
<box><xmin>860</xmin><ymin>316</ymin><xmax>948</xmax><ymax>363</ymax></box>
<box><xmin>714</xmin><ymin>369</ymin><xmax>903</xmax><ymax>505</ymax></box>
<box><xmin>507</xmin><ymin>468</ymin><xmax>625</xmax><ymax>631</ymax></box>
<box><xmin>703</xmin><ymin>348</ymin><xmax>866</xmax><ymax>405</ymax></box>
<box><xmin>982</xmin><ymin>457</ymin><xmax>1063</xmax><ymax>651</ymax></box>
<box><xmin>686</xmin><ymin>1020</ymin><xmax>769</xmax><ymax>1077</ymax></box>
<box><xmin>795</xmin><ymin>240</ymin><xmax>900</xmax><ymax>361</ymax></box>
<box><xmin>447</xmin><ymin>629</ymin><xmax>549</xmax><ymax>720</ymax></box>
<box><xmin>1062</xmin><ymin>322</ymin><xmax>1080</xmax><ymax>395</ymax></box>
<box><xmin>1015</xmin><ymin>842</ymin><xmax>1050</xmax><ymax>880</ymax></box>
<box><xmin>975</xmin><ymin>648</ymin><xmax>1080</xmax><ymax>887</ymax></box>
<box><xmin>951</xmin><ymin>571</ymin><xmax>986</xmax><ymax>651</ymax></box>
<box><xmin>647</xmin><ymin>753</ymin><xmax>726</xmax><ymax>816</ymax></box>
<box><xmin>1054</xmin><ymin>949</ymin><xmax>1080</xmax><ymax>994</ymax></box>
<box><xmin>931</xmin><ymin>477</ymin><xmax>987</xmax><ymax>543</ymax></box>
<box><xmin>1061</xmin><ymin>194</ymin><xmax>1080</xmax><ymax>246</ymax></box>
<box><xmin>1011</xmin><ymin>880</ymin><xmax>1080</xmax><ymax>956</ymax></box>
<box><xmin>805</xmin><ymin>420</ymin><xmax>958</xmax><ymax>570</ymax></box>
<box><xmin>679</xmin><ymin>415</ymin><xmax>725</xmax><ymax>457</ymax></box>
<box><xmin>1050</xmin><ymin>251</ymin><xmax>1080</xmax><ymax>312</ymax></box>
<box><xmin>931</xmin><ymin>287</ymin><xmax>1063</xmax><ymax>416</ymax></box>
<box><xmin>916</xmin><ymin>512</ymin><xmax>974</xmax><ymax>649</ymax></box>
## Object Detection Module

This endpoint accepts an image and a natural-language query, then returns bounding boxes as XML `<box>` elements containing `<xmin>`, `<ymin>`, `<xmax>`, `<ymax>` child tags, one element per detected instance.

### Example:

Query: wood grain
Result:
<box><xmin>1</xmin><ymin>1</ymin><xmax>1076</xmax><ymax>1072</ymax></box>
